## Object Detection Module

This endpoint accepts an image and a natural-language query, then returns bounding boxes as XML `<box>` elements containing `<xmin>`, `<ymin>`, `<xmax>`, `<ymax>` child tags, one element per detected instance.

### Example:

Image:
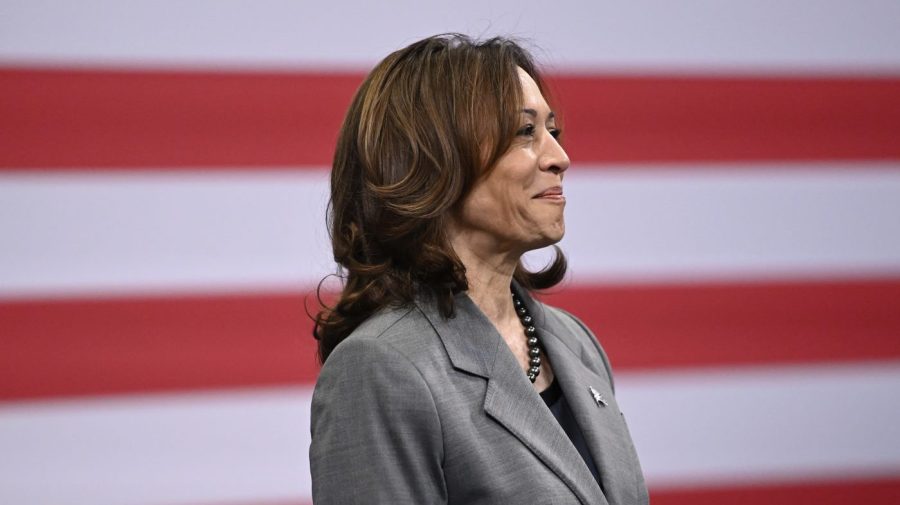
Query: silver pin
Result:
<box><xmin>589</xmin><ymin>386</ymin><xmax>608</xmax><ymax>407</ymax></box>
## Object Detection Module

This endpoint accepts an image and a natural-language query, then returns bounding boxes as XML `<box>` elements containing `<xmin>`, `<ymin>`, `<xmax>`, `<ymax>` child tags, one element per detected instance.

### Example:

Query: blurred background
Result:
<box><xmin>2</xmin><ymin>1</ymin><xmax>900</xmax><ymax>504</ymax></box>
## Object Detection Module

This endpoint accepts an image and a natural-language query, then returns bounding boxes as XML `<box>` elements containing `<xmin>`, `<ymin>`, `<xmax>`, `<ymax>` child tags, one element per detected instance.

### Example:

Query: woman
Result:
<box><xmin>310</xmin><ymin>34</ymin><xmax>648</xmax><ymax>505</ymax></box>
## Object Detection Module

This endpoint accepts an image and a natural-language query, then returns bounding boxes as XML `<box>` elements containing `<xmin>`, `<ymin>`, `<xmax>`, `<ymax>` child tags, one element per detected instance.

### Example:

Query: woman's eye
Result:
<box><xmin>516</xmin><ymin>124</ymin><xmax>536</xmax><ymax>137</ymax></box>
<box><xmin>549</xmin><ymin>128</ymin><xmax>562</xmax><ymax>140</ymax></box>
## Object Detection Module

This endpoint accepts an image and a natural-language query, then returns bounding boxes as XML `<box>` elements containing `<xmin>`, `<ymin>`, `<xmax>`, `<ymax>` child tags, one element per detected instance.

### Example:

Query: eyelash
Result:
<box><xmin>517</xmin><ymin>124</ymin><xmax>562</xmax><ymax>139</ymax></box>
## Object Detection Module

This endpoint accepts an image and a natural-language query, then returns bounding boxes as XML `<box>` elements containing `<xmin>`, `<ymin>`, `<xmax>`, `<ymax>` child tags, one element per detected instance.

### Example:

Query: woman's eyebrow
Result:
<box><xmin>522</xmin><ymin>108</ymin><xmax>556</xmax><ymax>121</ymax></box>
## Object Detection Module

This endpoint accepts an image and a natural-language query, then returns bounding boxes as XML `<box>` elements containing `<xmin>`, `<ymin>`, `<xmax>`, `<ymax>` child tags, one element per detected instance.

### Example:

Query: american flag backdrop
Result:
<box><xmin>2</xmin><ymin>1</ymin><xmax>900</xmax><ymax>504</ymax></box>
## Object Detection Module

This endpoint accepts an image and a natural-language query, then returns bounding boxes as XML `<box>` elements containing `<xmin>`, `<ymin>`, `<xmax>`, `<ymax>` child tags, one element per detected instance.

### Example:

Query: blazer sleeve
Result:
<box><xmin>309</xmin><ymin>337</ymin><xmax>447</xmax><ymax>504</ymax></box>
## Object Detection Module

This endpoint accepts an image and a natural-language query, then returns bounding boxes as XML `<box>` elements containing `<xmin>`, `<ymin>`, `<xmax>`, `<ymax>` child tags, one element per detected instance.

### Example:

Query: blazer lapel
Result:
<box><xmin>418</xmin><ymin>292</ymin><xmax>608</xmax><ymax>505</ymax></box>
<box><xmin>534</xmin><ymin>299</ymin><xmax>648</xmax><ymax>505</ymax></box>
<box><xmin>482</xmin><ymin>339</ymin><xmax>610</xmax><ymax>505</ymax></box>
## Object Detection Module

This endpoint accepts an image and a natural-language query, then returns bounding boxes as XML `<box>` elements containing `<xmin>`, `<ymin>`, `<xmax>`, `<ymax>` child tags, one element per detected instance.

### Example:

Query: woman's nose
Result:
<box><xmin>541</xmin><ymin>134</ymin><xmax>570</xmax><ymax>175</ymax></box>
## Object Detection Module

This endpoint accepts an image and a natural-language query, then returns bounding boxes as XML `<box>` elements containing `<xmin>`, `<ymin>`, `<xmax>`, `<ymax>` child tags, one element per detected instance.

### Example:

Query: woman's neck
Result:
<box><xmin>448</xmin><ymin>225</ymin><xmax>556</xmax><ymax>391</ymax></box>
<box><xmin>450</xmin><ymin>235</ymin><xmax>520</xmax><ymax>324</ymax></box>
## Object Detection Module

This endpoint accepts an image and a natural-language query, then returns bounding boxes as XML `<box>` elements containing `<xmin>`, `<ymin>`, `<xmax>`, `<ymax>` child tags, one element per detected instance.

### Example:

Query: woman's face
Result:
<box><xmin>452</xmin><ymin>67</ymin><xmax>570</xmax><ymax>257</ymax></box>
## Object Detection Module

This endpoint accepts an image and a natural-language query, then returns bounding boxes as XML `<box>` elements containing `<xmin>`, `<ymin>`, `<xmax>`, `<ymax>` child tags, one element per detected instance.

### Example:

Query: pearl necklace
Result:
<box><xmin>512</xmin><ymin>292</ymin><xmax>542</xmax><ymax>383</ymax></box>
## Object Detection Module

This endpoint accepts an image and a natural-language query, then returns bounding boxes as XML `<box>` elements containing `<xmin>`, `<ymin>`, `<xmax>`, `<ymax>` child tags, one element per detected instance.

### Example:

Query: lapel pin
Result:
<box><xmin>589</xmin><ymin>386</ymin><xmax>608</xmax><ymax>407</ymax></box>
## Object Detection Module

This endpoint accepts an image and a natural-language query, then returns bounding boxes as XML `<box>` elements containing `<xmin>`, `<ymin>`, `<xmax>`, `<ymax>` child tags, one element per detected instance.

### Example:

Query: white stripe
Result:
<box><xmin>1</xmin><ymin>0</ymin><xmax>899</xmax><ymax>74</ymax></box>
<box><xmin>0</xmin><ymin>169</ymin><xmax>334</xmax><ymax>298</ymax></box>
<box><xmin>1</xmin><ymin>363</ymin><xmax>897</xmax><ymax>504</ymax></box>
<box><xmin>0</xmin><ymin>387</ymin><xmax>313</xmax><ymax>505</ymax></box>
<box><xmin>556</xmin><ymin>163</ymin><xmax>900</xmax><ymax>284</ymax></box>
<box><xmin>618</xmin><ymin>361</ymin><xmax>900</xmax><ymax>488</ymax></box>
<box><xmin>2</xmin><ymin>163</ymin><xmax>900</xmax><ymax>300</ymax></box>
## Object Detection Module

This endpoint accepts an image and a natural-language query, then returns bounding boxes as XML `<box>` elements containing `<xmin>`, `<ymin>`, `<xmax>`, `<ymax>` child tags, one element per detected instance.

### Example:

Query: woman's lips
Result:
<box><xmin>534</xmin><ymin>186</ymin><xmax>564</xmax><ymax>200</ymax></box>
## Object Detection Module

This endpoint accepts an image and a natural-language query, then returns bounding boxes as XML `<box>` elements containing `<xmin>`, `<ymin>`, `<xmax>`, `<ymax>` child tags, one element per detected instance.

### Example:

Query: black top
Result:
<box><xmin>539</xmin><ymin>379</ymin><xmax>603</xmax><ymax>490</ymax></box>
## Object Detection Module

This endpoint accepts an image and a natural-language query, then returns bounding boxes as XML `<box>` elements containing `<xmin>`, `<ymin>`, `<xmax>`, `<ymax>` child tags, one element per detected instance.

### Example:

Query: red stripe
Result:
<box><xmin>0</xmin><ymin>292</ymin><xmax>322</xmax><ymax>401</ymax></box>
<box><xmin>184</xmin><ymin>477</ymin><xmax>900</xmax><ymax>505</ymax></box>
<box><xmin>0</xmin><ymin>68</ymin><xmax>360</xmax><ymax>169</ymax></box>
<box><xmin>552</xmin><ymin>75</ymin><xmax>900</xmax><ymax>164</ymax></box>
<box><xmin>2</xmin><ymin>278</ymin><xmax>898</xmax><ymax>401</ymax></box>
<box><xmin>2</xmin><ymin>67</ymin><xmax>898</xmax><ymax>168</ymax></box>
<box><xmin>539</xmin><ymin>278</ymin><xmax>900</xmax><ymax>372</ymax></box>
<box><xmin>651</xmin><ymin>477</ymin><xmax>900</xmax><ymax>505</ymax></box>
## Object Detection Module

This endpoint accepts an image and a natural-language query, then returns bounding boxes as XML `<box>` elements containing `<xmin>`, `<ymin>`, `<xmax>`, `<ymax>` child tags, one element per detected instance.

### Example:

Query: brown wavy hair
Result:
<box><xmin>314</xmin><ymin>34</ymin><xmax>567</xmax><ymax>363</ymax></box>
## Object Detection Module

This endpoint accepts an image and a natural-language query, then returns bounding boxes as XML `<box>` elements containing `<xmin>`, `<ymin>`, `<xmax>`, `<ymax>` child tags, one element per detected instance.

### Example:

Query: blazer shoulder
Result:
<box><xmin>331</xmin><ymin>303</ymin><xmax>445</xmax><ymax>366</ymax></box>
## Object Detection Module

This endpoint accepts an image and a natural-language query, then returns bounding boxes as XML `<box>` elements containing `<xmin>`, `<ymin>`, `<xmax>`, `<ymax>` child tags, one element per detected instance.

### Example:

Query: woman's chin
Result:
<box><xmin>545</xmin><ymin>222</ymin><xmax>565</xmax><ymax>244</ymax></box>
<box><xmin>522</xmin><ymin>227</ymin><xmax>565</xmax><ymax>252</ymax></box>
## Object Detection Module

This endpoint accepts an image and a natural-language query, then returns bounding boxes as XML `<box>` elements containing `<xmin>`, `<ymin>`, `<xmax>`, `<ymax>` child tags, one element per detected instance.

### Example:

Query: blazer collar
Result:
<box><xmin>415</xmin><ymin>290</ymin><xmax>500</xmax><ymax>380</ymax></box>
<box><xmin>416</xmin><ymin>285</ymin><xmax>609</xmax><ymax>505</ymax></box>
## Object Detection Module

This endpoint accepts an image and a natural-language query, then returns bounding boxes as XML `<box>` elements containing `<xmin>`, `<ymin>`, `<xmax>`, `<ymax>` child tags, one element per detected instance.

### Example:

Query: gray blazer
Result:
<box><xmin>309</xmin><ymin>286</ymin><xmax>648</xmax><ymax>505</ymax></box>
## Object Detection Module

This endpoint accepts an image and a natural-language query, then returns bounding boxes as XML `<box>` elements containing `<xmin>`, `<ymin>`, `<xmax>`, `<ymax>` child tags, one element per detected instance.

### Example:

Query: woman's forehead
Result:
<box><xmin>516</xmin><ymin>68</ymin><xmax>552</xmax><ymax>117</ymax></box>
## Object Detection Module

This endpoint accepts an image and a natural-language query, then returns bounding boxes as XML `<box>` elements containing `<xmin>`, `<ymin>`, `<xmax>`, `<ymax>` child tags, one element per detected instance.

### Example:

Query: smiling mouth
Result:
<box><xmin>534</xmin><ymin>186</ymin><xmax>564</xmax><ymax>199</ymax></box>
